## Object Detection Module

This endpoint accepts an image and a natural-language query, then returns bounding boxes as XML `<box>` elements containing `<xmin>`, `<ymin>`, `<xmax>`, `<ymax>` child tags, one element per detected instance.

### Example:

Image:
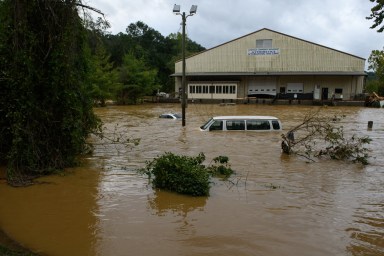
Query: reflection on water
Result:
<box><xmin>0</xmin><ymin>104</ymin><xmax>383</xmax><ymax>256</ymax></box>
<box><xmin>148</xmin><ymin>190</ymin><xmax>207</xmax><ymax>238</ymax></box>
<box><xmin>148</xmin><ymin>190</ymin><xmax>207</xmax><ymax>217</ymax></box>
<box><xmin>0</xmin><ymin>165</ymin><xmax>100</xmax><ymax>256</ymax></box>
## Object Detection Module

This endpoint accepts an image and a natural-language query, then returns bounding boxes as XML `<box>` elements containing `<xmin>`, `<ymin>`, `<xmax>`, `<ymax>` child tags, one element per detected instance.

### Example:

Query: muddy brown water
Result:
<box><xmin>0</xmin><ymin>104</ymin><xmax>383</xmax><ymax>256</ymax></box>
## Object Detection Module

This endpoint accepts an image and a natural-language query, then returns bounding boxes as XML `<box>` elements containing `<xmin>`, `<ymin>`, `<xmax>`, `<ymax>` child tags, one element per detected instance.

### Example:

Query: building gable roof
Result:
<box><xmin>174</xmin><ymin>28</ymin><xmax>366</xmax><ymax>75</ymax></box>
<box><xmin>178</xmin><ymin>28</ymin><xmax>365</xmax><ymax>62</ymax></box>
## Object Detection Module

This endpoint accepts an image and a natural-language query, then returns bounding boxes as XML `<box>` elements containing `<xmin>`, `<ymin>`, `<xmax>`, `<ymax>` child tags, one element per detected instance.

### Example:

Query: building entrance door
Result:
<box><xmin>322</xmin><ymin>88</ymin><xmax>329</xmax><ymax>100</ymax></box>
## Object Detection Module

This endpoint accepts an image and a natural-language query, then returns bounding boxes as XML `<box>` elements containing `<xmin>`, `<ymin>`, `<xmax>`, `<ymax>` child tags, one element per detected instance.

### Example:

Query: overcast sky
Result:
<box><xmin>88</xmin><ymin>0</ymin><xmax>383</xmax><ymax>70</ymax></box>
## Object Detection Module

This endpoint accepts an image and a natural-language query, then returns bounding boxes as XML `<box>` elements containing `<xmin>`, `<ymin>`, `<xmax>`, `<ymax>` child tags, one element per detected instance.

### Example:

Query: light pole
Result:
<box><xmin>173</xmin><ymin>4</ymin><xmax>197</xmax><ymax>127</ymax></box>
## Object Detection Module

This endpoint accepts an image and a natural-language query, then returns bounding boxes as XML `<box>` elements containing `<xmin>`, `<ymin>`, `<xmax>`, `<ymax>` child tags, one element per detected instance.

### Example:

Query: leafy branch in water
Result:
<box><xmin>206</xmin><ymin>156</ymin><xmax>234</xmax><ymax>179</ymax></box>
<box><xmin>90</xmin><ymin>123</ymin><xmax>140</xmax><ymax>153</ymax></box>
<box><xmin>281</xmin><ymin>108</ymin><xmax>371</xmax><ymax>165</ymax></box>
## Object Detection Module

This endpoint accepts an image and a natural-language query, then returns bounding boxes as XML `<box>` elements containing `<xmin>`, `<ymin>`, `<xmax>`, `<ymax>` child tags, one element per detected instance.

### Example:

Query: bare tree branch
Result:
<box><xmin>76</xmin><ymin>3</ymin><xmax>104</xmax><ymax>16</ymax></box>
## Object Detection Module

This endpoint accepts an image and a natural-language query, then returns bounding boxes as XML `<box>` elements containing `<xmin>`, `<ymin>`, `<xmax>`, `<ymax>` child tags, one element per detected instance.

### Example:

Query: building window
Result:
<box><xmin>188</xmin><ymin>83</ymin><xmax>238</xmax><ymax>98</ymax></box>
<box><xmin>256</xmin><ymin>39</ymin><xmax>272</xmax><ymax>48</ymax></box>
<box><xmin>335</xmin><ymin>88</ymin><xmax>343</xmax><ymax>94</ymax></box>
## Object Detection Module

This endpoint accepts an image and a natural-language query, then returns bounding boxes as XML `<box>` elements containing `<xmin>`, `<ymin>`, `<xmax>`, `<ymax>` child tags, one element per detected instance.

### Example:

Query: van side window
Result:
<box><xmin>272</xmin><ymin>120</ymin><xmax>280</xmax><ymax>130</ymax></box>
<box><xmin>226</xmin><ymin>120</ymin><xmax>245</xmax><ymax>130</ymax></box>
<box><xmin>209</xmin><ymin>120</ymin><xmax>223</xmax><ymax>131</ymax></box>
<box><xmin>246</xmin><ymin>120</ymin><xmax>271</xmax><ymax>130</ymax></box>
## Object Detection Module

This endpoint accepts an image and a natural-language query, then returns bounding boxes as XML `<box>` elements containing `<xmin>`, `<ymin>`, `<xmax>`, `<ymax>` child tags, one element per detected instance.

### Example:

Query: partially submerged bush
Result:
<box><xmin>281</xmin><ymin>109</ymin><xmax>371</xmax><ymax>165</ymax></box>
<box><xmin>142</xmin><ymin>152</ymin><xmax>234</xmax><ymax>196</ymax></box>
<box><xmin>207</xmin><ymin>156</ymin><xmax>234</xmax><ymax>179</ymax></box>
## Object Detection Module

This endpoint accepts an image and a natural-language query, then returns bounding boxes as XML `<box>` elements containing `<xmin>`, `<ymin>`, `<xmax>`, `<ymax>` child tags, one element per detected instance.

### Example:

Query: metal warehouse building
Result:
<box><xmin>173</xmin><ymin>28</ymin><xmax>366</xmax><ymax>102</ymax></box>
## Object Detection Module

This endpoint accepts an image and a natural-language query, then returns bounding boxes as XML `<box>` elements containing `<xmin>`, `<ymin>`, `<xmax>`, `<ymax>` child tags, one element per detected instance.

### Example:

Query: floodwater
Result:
<box><xmin>0</xmin><ymin>104</ymin><xmax>383</xmax><ymax>256</ymax></box>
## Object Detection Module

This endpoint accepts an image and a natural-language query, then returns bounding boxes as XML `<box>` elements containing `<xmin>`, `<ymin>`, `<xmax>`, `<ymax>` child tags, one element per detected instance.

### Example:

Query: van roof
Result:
<box><xmin>211</xmin><ymin>116</ymin><xmax>279</xmax><ymax>120</ymax></box>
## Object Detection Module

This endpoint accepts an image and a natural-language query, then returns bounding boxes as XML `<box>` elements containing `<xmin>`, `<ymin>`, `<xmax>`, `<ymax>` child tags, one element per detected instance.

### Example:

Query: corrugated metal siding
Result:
<box><xmin>175</xmin><ymin>29</ymin><xmax>365</xmax><ymax>74</ymax></box>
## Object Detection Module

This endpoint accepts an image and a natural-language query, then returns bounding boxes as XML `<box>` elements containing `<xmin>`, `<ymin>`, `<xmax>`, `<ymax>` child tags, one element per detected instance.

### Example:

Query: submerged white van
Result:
<box><xmin>200</xmin><ymin>116</ymin><xmax>282</xmax><ymax>131</ymax></box>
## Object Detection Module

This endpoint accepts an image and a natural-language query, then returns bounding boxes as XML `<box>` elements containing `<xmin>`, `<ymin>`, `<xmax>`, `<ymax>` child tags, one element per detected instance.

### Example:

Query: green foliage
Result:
<box><xmin>142</xmin><ymin>153</ymin><xmax>234</xmax><ymax>196</ymax></box>
<box><xmin>143</xmin><ymin>152</ymin><xmax>210</xmax><ymax>196</ymax></box>
<box><xmin>116</xmin><ymin>53</ymin><xmax>158</xmax><ymax>104</ymax></box>
<box><xmin>367</xmin><ymin>49</ymin><xmax>384</xmax><ymax>95</ymax></box>
<box><xmin>316</xmin><ymin>133</ymin><xmax>372</xmax><ymax>165</ymax></box>
<box><xmin>206</xmin><ymin>156</ymin><xmax>234</xmax><ymax>179</ymax></box>
<box><xmin>102</xmin><ymin>21</ymin><xmax>205</xmax><ymax>94</ymax></box>
<box><xmin>367</xmin><ymin>0</ymin><xmax>384</xmax><ymax>32</ymax></box>
<box><xmin>88</xmin><ymin>46</ymin><xmax>120</xmax><ymax>106</ymax></box>
<box><xmin>368</xmin><ymin>49</ymin><xmax>384</xmax><ymax>76</ymax></box>
<box><xmin>365</xmin><ymin>75</ymin><xmax>380</xmax><ymax>94</ymax></box>
<box><xmin>0</xmin><ymin>1</ymin><xmax>204</xmax><ymax>185</ymax></box>
<box><xmin>282</xmin><ymin>109</ymin><xmax>371</xmax><ymax>165</ymax></box>
<box><xmin>0</xmin><ymin>0</ymin><xmax>101</xmax><ymax>184</ymax></box>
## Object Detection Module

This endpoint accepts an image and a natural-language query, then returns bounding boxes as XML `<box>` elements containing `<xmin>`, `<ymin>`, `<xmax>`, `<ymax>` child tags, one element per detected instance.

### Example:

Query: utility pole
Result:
<box><xmin>173</xmin><ymin>4</ymin><xmax>197</xmax><ymax>127</ymax></box>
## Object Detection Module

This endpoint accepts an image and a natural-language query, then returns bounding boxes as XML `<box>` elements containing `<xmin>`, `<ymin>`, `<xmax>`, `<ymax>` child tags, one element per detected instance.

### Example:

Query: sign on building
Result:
<box><xmin>247</xmin><ymin>48</ymin><xmax>280</xmax><ymax>56</ymax></box>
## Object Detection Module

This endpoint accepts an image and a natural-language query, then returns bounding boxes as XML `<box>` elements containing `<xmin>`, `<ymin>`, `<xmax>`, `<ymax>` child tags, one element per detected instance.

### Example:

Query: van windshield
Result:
<box><xmin>200</xmin><ymin>118</ymin><xmax>213</xmax><ymax>130</ymax></box>
<box><xmin>209</xmin><ymin>120</ymin><xmax>223</xmax><ymax>131</ymax></box>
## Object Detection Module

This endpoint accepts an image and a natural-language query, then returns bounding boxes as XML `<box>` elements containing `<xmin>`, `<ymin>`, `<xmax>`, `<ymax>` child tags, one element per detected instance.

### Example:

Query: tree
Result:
<box><xmin>88</xmin><ymin>46</ymin><xmax>120</xmax><ymax>106</ymax></box>
<box><xmin>281</xmin><ymin>109</ymin><xmax>371</xmax><ymax>165</ymax></box>
<box><xmin>102</xmin><ymin>32</ymin><xmax>130</xmax><ymax>68</ymax></box>
<box><xmin>365</xmin><ymin>71</ymin><xmax>381</xmax><ymax>95</ymax></box>
<box><xmin>117</xmin><ymin>53</ymin><xmax>158</xmax><ymax>104</ymax></box>
<box><xmin>125</xmin><ymin>21</ymin><xmax>174</xmax><ymax>94</ymax></box>
<box><xmin>367</xmin><ymin>0</ymin><xmax>384</xmax><ymax>32</ymax></box>
<box><xmin>164</xmin><ymin>32</ymin><xmax>205</xmax><ymax>92</ymax></box>
<box><xmin>125</xmin><ymin>21</ymin><xmax>166</xmax><ymax>60</ymax></box>
<box><xmin>102</xmin><ymin>22</ymin><xmax>205</xmax><ymax>94</ymax></box>
<box><xmin>368</xmin><ymin>49</ymin><xmax>384</xmax><ymax>95</ymax></box>
<box><xmin>366</xmin><ymin>1</ymin><xmax>384</xmax><ymax>95</ymax></box>
<box><xmin>0</xmin><ymin>0</ymin><xmax>101</xmax><ymax>185</ymax></box>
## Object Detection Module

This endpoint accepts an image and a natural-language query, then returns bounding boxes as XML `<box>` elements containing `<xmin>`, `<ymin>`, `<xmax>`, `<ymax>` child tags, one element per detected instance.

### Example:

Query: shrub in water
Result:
<box><xmin>144</xmin><ymin>152</ymin><xmax>210</xmax><ymax>196</ymax></box>
<box><xmin>207</xmin><ymin>156</ymin><xmax>234</xmax><ymax>179</ymax></box>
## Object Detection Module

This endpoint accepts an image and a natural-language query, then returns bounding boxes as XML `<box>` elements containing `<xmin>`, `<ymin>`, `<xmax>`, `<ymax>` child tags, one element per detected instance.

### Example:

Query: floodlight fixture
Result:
<box><xmin>190</xmin><ymin>5</ymin><xmax>197</xmax><ymax>15</ymax></box>
<box><xmin>173</xmin><ymin>4</ymin><xmax>180</xmax><ymax>13</ymax></box>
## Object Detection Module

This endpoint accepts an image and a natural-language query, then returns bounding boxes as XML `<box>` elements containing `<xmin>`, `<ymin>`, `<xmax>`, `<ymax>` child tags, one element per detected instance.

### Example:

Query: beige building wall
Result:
<box><xmin>174</xmin><ymin>28</ymin><xmax>366</xmax><ymax>101</ymax></box>
<box><xmin>277</xmin><ymin>75</ymin><xmax>364</xmax><ymax>99</ymax></box>
<box><xmin>175</xmin><ymin>29</ymin><xmax>365</xmax><ymax>74</ymax></box>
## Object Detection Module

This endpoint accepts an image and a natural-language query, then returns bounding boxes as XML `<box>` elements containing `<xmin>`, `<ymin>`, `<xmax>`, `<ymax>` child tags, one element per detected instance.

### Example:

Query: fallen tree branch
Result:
<box><xmin>281</xmin><ymin>108</ymin><xmax>371</xmax><ymax>165</ymax></box>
